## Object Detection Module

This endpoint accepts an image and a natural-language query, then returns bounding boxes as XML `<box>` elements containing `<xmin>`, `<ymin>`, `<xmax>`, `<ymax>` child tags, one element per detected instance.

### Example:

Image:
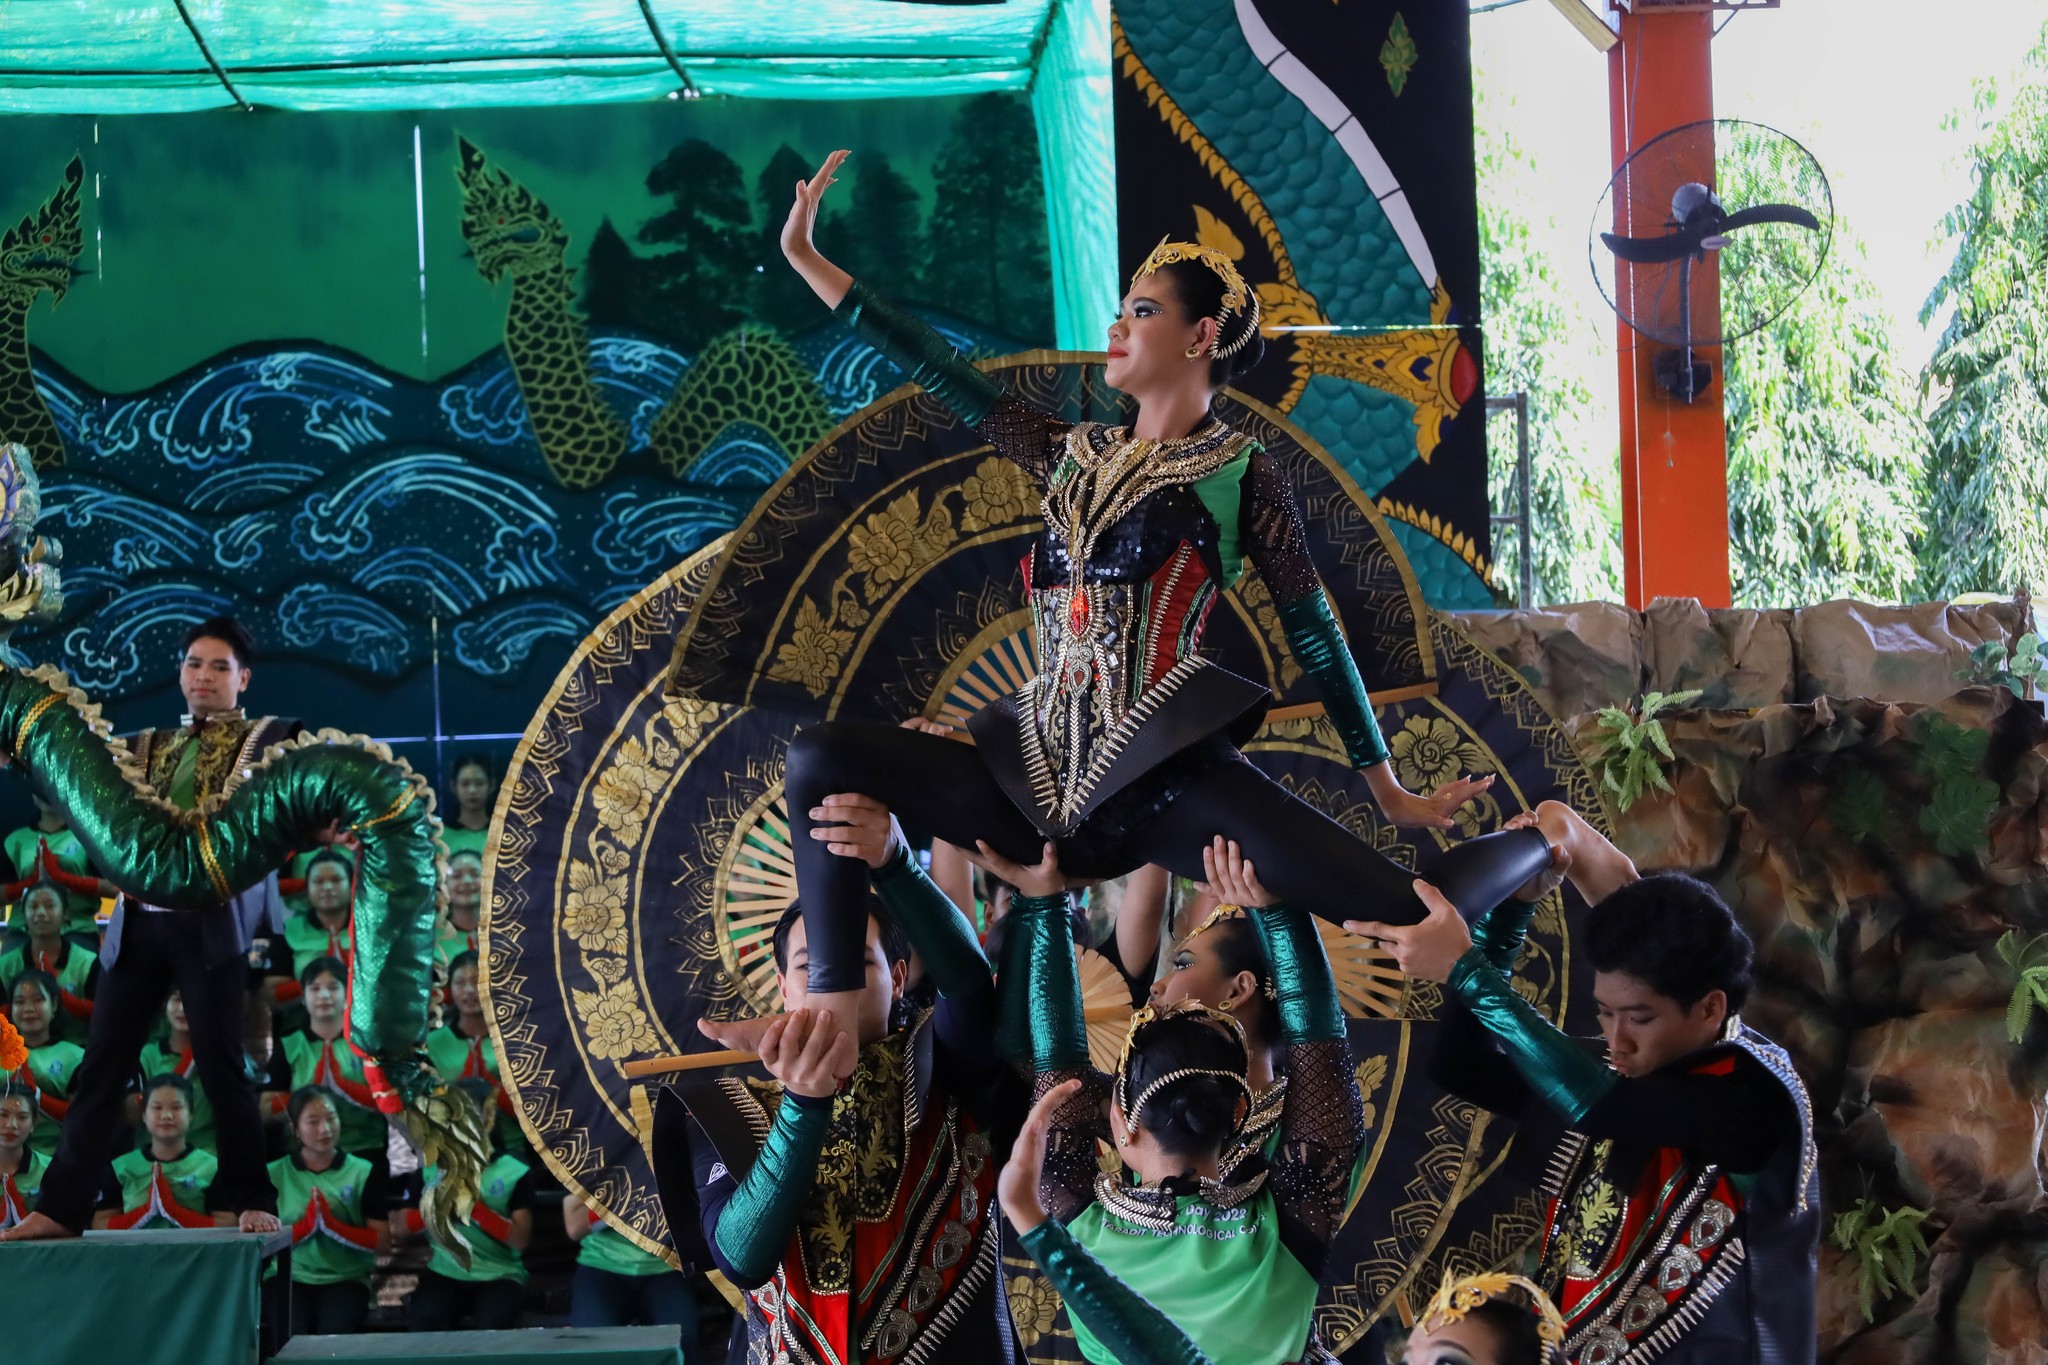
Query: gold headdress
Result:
<box><xmin>1112</xmin><ymin>999</ymin><xmax>1252</xmax><ymax>1137</ymax></box>
<box><xmin>1175</xmin><ymin>903</ymin><xmax>1277</xmax><ymax>1001</ymax></box>
<box><xmin>1419</xmin><ymin>1272</ymin><xmax>1567</xmax><ymax>1353</ymax></box>
<box><xmin>1129</xmin><ymin>238</ymin><xmax>1263</xmax><ymax>361</ymax></box>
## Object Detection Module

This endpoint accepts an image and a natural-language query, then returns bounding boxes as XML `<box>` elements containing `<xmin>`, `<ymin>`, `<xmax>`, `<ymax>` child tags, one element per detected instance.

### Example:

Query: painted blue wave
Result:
<box><xmin>20</xmin><ymin>312</ymin><xmax>1028</xmax><ymax>700</ymax></box>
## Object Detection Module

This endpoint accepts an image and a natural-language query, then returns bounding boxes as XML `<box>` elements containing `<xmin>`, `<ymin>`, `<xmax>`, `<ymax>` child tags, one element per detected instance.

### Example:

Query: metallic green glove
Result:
<box><xmin>1019</xmin><ymin>1219</ymin><xmax>1215</xmax><ymax>1365</ymax></box>
<box><xmin>714</xmin><ymin>1090</ymin><xmax>834</xmax><ymax>1287</ymax></box>
<box><xmin>834</xmin><ymin>280</ymin><xmax>1003</xmax><ymax>426</ymax></box>
<box><xmin>1470</xmin><ymin>900</ymin><xmax>1538</xmax><ymax>976</ymax></box>
<box><xmin>1249</xmin><ymin>903</ymin><xmax>1344</xmax><ymax>1045</ymax></box>
<box><xmin>1276</xmin><ymin>591</ymin><xmax>1389</xmax><ymax>768</ymax></box>
<box><xmin>1447</xmin><ymin>948</ymin><xmax>1615</xmax><ymax>1123</ymax></box>
<box><xmin>870</xmin><ymin>843</ymin><xmax>991</xmax><ymax>1000</ymax></box>
<box><xmin>995</xmin><ymin>891</ymin><xmax>1089</xmax><ymax>1071</ymax></box>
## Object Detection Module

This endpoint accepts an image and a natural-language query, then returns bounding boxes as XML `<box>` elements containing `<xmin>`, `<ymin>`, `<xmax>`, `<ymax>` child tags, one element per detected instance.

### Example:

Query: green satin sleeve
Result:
<box><xmin>1470</xmin><ymin>899</ymin><xmax>1538</xmax><ymax>976</ymax></box>
<box><xmin>1018</xmin><ymin>1220</ymin><xmax>1214</xmax><ymax>1365</ymax></box>
<box><xmin>1447</xmin><ymin>948</ymin><xmax>1615</xmax><ymax>1123</ymax></box>
<box><xmin>833</xmin><ymin>280</ymin><xmax>1003</xmax><ymax>427</ymax></box>
<box><xmin>870</xmin><ymin>844</ymin><xmax>990</xmax><ymax>1000</ymax></box>
<box><xmin>1248</xmin><ymin>903</ymin><xmax>1345</xmax><ymax>1045</ymax></box>
<box><xmin>995</xmin><ymin>892</ymin><xmax>1089</xmax><ymax>1071</ymax></box>
<box><xmin>1275</xmin><ymin>591</ymin><xmax>1390</xmax><ymax>769</ymax></box>
<box><xmin>713</xmin><ymin>1090</ymin><xmax>834</xmax><ymax>1287</ymax></box>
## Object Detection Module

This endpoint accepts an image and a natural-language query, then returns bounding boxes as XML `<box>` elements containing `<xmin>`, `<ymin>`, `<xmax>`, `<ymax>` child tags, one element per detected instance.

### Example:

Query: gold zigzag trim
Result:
<box><xmin>1375</xmin><ymin>498</ymin><xmax>1493</xmax><ymax>578</ymax></box>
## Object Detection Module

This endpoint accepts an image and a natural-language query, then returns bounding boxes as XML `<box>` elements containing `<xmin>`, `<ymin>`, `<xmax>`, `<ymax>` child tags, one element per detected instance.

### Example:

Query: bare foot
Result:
<box><xmin>238</xmin><ymin>1209</ymin><xmax>281</xmax><ymax>1234</ymax></box>
<box><xmin>0</xmin><ymin>1211</ymin><xmax>78</xmax><ymax>1241</ymax></box>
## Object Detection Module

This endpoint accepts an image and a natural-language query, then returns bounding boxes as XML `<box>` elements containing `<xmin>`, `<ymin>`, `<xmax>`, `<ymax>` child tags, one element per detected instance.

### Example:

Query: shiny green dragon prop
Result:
<box><xmin>0</xmin><ymin>441</ymin><xmax>490</xmax><ymax>1255</ymax></box>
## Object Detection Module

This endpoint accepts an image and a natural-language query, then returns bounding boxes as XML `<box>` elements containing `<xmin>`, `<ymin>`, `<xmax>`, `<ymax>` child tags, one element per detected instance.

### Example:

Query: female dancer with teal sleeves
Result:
<box><xmin>765</xmin><ymin>150</ymin><xmax>1549</xmax><ymax>1034</ymax></box>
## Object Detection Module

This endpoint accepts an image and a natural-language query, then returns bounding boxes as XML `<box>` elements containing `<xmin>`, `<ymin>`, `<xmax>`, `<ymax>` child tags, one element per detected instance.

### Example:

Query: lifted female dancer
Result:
<box><xmin>776</xmin><ymin>151</ymin><xmax>1548</xmax><ymax>1019</ymax></box>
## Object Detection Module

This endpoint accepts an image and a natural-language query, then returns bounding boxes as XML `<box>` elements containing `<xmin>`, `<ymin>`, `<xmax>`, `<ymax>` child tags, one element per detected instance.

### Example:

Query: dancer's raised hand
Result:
<box><xmin>961</xmin><ymin>839</ymin><xmax>1065</xmax><ymax>900</ymax></box>
<box><xmin>757</xmin><ymin>1008</ymin><xmax>857</xmax><ymax>1100</ymax></box>
<box><xmin>1194</xmin><ymin>836</ymin><xmax>1276</xmax><ymax>908</ymax></box>
<box><xmin>1346</xmin><ymin>879</ymin><xmax>1471</xmax><ymax>983</ymax></box>
<box><xmin>781</xmin><ymin>148</ymin><xmax>849</xmax><ymax>265</ymax></box>
<box><xmin>808</xmin><ymin>792</ymin><xmax>906</xmax><ymax>870</ymax></box>
<box><xmin>999</xmin><ymin>1078</ymin><xmax>1081</xmax><ymax>1235</ymax></box>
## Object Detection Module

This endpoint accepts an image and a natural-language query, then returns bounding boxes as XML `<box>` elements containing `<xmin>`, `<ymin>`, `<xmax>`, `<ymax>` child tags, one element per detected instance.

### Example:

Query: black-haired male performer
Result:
<box><xmin>1351</xmin><ymin>801</ymin><xmax>1817</xmax><ymax>1365</ymax></box>
<box><xmin>3</xmin><ymin>618</ymin><xmax>296</xmax><ymax>1240</ymax></box>
<box><xmin>652</xmin><ymin>793</ymin><xmax>1015</xmax><ymax>1364</ymax></box>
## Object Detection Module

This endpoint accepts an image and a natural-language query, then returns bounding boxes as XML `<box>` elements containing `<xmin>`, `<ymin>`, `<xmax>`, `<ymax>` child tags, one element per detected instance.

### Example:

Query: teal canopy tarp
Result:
<box><xmin>0</xmin><ymin>0</ymin><xmax>1116</xmax><ymax>345</ymax></box>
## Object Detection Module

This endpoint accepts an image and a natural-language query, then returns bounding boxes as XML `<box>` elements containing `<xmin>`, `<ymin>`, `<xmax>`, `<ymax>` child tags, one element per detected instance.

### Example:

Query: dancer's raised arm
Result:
<box><xmin>781</xmin><ymin>150</ymin><xmax>1065</xmax><ymax>481</ymax></box>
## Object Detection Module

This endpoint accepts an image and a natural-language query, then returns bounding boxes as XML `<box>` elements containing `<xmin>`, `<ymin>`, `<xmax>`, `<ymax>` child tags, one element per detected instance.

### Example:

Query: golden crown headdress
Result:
<box><xmin>1129</xmin><ymin>238</ymin><xmax>1263</xmax><ymax>361</ymax></box>
<box><xmin>1419</xmin><ymin>1272</ymin><xmax>1567</xmax><ymax>1353</ymax></box>
<box><xmin>1111</xmin><ymin>998</ymin><xmax>1252</xmax><ymax>1136</ymax></box>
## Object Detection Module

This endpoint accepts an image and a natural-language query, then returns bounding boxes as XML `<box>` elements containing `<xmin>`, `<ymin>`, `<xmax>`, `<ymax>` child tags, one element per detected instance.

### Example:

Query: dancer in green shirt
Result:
<box><xmin>100</xmin><ymin>1074</ymin><xmax>218</xmax><ymax>1230</ymax></box>
<box><xmin>6</xmin><ymin>971</ymin><xmax>83</xmax><ymax>1158</ymax></box>
<box><xmin>271</xmin><ymin>1086</ymin><xmax>390</xmax><ymax>1335</ymax></box>
<box><xmin>0</xmin><ymin>1081</ymin><xmax>46</xmax><ymax>1228</ymax></box>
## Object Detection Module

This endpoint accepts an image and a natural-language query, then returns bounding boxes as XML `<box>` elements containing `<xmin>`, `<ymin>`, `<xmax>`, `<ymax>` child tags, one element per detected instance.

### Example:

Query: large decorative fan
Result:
<box><xmin>1591</xmin><ymin>118</ymin><xmax>1832</xmax><ymax>402</ymax></box>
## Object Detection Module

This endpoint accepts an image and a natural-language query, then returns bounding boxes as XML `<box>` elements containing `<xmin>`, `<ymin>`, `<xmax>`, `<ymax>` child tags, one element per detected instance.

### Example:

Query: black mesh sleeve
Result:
<box><xmin>1034</xmin><ymin>1066</ymin><xmax>1113</xmax><ymax>1225</ymax></box>
<box><xmin>977</xmin><ymin>392</ymin><xmax>1069</xmax><ymax>488</ymax></box>
<box><xmin>1240</xmin><ymin>447</ymin><xmax>1324</xmax><ymax>607</ymax></box>
<box><xmin>1266</xmin><ymin>1037</ymin><xmax>1366</xmax><ymax>1276</ymax></box>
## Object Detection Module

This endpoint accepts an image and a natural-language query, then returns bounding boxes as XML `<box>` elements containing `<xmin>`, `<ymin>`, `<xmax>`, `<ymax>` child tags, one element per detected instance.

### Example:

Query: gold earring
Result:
<box><xmin>1184</xmin><ymin>343</ymin><xmax>1205</xmax><ymax>360</ymax></box>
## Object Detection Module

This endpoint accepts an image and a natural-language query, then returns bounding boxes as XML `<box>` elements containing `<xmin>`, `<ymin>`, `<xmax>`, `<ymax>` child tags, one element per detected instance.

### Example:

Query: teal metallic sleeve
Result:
<box><xmin>1447</xmin><ymin>948</ymin><xmax>1615</xmax><ymax>1123</ymax></box>
<box><xmin>713</xmin><ymin>1090</ymin><xmax>834</xmax><ymax>1287</ymax></box>
<box><xmin>833</xmin><ymin>280</ymin><xmax>1003</xmax><ymax>426</ymax></box>
<box><xmin>1019</xmin><ymin>1220</ymin><xmax>1215</xmax><ymax>1365</ymax></box>
<box><xmin>1249</xmin><ymin>903</ymin><xmax>1345</xmax><ymax>1044</ymax></box>
<box><xmin>1470</xmin><ymin>900</ymin><xmax>1538</xmax><ymax>976</ymax></box>
<box><xmin>870</xmin><ymin>844</ymin><xmax>991</xmax><ymax>1000</ymax></box>
<box><xmin>1276</xmin><ymin>591</ymin><xmax>1390</xmax><ymax>769</ymax></box>
<box><xmin>995</xmin><ymin>892</ymin><xmax>1089</xmax><ymax>1071</ymax></box>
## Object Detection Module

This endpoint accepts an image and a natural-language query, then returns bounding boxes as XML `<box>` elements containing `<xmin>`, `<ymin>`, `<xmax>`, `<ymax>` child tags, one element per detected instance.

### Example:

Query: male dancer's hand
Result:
<box><xmin>1346</xmin><ymin>879</ymin><xmax>1471</xmax><ymax>983</ymax></box>
<box><xmin>999</xmin><ymin>1078</ymin><xmax>1081</xmax><ymax>1236</ymax></box>
<box><xmin>807</xmin><ymin>793</ymin><xmax>906</xmax><ymax>869</ymax></box>
<box><xmin>758</xmin><ymin>1008</ymin><xmax>857</xmax><ymax>1101</ymax></box>
<box><xmin>1194</xmin><ymin>836</ymin><xmax>1276</xmax><ymax>908</ymax></box>
<box><xmin>960</xmin><ymin>840</ymin><xmax>1065</xmax><ymax>899</ymax></box>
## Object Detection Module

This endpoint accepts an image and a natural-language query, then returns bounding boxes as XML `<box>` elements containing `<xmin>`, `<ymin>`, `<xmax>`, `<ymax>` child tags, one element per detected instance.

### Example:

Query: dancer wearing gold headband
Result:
<box><xmin>1410</xmin><ymin>1273</ymin><xmax>1568</xmax><ymax>1365</ymax></box>
<box><xmin>770</xmin><ymin>150</ymin><xmax>1551</xmax><ymax>1040</ymax></box>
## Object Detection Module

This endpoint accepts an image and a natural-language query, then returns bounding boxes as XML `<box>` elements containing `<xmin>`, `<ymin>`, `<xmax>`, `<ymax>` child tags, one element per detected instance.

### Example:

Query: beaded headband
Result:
<box><xmin>1419</xmin><ymin>1272</ymin><xmax>1567</xmax><ymax>1351</ymax></box>
<box><xmin>1112</xmin><ymin>999</ymin><xmax>1252</xmax><ymax>1136</ymax></box>
<box><xmin>1129</xmin><ymin>238</ymin><xmax>1263</xmax><ymax>361</ymax></box>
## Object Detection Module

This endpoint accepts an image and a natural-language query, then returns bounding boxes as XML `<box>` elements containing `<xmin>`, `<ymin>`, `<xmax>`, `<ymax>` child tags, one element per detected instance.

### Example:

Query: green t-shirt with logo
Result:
<box><xmin>270</xmin><ymin>1152</ymin><xmax>384</xmax><ymax>1285</ymax></box>
<box><xmin>13</xmin><ymin>1040</ymin><xmax>84</xmax><ymax>1157</ymax></box>
<box><xmin>2</xmin><ymin>1148</ymin><xmax>48</xmax><ymax>1225</ymax></box>
<box><xmin>425</xmin><ymin>1153</ymin><xmax>531</xmax><ymax>1284</ymax></box>
<box><xmin>0</xmin><ymin>941</ymin><xmax>96</xmax><ymax>1043</ymax></box>
<box><xmin>3</xmin><ymin>825</ymin><xmax>102</xmax><ymax>933</ymax></box>
<box><xmin>110</xmin><ymin>1146</ymin><xmax>217</xmax><ymax>1227</ymax></box>
<box><xmin>282</xmin><ymin>1033</ymin><xmax>387</xmax><ymax>1158</ymax></box>
<box><xmin>575</xmin><ymin>1219</ymin><xmax>673</xmax><ymax>1278</ymax></box>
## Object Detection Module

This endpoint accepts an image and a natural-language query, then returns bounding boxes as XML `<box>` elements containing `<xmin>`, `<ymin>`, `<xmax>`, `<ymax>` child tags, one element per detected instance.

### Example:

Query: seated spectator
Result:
<box><xmin>6</xmin><ymin>970</ymin><xmax>84</xmax><ymax>1158</ymax></box>
<box><xmin>565</xmin><ymin>1191</ymin><xmax>698</xmax><ymax>1342</ymax></box>
<box><xmin>441</xmin><ymin>755</ymin><xmax>496</xmax><ymax>862</ymax></box>
<box><xmin>0</xmin><ymin>1078</ymin><xmax>44</xmax><ymax>1229</ymax></box>
<box><xmin>0</xmin><ymin>883</ymin><xmax>97</xmax><ymax>1042</ymax></box>
<box><xmin>400</xmin><ymin>1078</ymin><xmax>533</xmax><ymax>1331</ymax></box>
<box><xmin>272</xmin><ymin>1086</ymin><xmax>391</xmax><ymax>1335</ymax></box>
<box><xmin>96</xmin><ymin>1073</ymin><xmax>219</xmax><ymax>1229</ymax></box>
<box><xmin>425</xmin><ymin>950</ymin><xmax>520</xmax><ymax>1151</ymax></box>
<box><xmin>284</xmin><ymin>851</ymin><xmax>355</xmax><ymax>967</ymax></box>
<box><xmin>435</xmin><ymin>851</ymin><xmax>484</xmax><ymax>973</ymax></box>
<box><xmin>4</xmin><ymin>794</ymin><xmax>113</xmax><ymax>939</ymax></box>
<box><xmin>280</xmin><ymin>957</ymin><xmax>389</xmax><ymax>1168</ymax></box>
<box><xmin>138</xmin><ymin>989</ymin><xmax>218</xmax><ymax>1154</ymax></box>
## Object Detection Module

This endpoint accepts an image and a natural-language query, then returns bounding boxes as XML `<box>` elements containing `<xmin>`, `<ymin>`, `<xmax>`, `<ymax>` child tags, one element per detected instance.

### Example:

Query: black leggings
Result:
<box><xmin>784</xmin><ymin>720</ymin><xmax>1549</xmax><ymax>992</ymax></box>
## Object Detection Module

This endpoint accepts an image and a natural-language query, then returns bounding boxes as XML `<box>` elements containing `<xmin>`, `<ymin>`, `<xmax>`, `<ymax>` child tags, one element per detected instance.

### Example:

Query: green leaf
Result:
<box><xmin>2007</xmin><ymin>983</ymin><xmax>2033</xmax><ymax>1042</ymax></box>
<box><xmin>1918</xmin><ymin>773</ymin><xmax>2000</xmax><ymax>857</ymax></box>
<box><xmin>1830</xmin><ymin>766</ymin><xmax>1892</xmax><ymax>843</ymax></box>
<box><xmin>1645</xmin><ymin>721</ymin><xmax>1676</xmax><ymax>762</ymax></box>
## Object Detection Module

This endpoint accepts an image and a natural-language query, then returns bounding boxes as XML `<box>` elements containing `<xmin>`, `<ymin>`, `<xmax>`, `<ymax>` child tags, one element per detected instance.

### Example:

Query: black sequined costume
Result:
<box><xmin>787</xmin><ymin>282</ymin><xmax>1550</xmax><ymax>993</ymax></box>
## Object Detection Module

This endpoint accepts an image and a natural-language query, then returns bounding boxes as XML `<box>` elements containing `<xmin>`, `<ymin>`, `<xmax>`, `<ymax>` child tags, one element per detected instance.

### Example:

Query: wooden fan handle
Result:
<box><xmin>622</xmin><ymin>1049</ymin><xmax>757</xmax><ymax>1078</ymax></box>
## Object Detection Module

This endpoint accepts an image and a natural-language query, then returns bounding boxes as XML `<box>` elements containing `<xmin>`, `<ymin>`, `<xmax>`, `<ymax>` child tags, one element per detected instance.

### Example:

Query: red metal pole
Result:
<box><xmin>1608</xmin><ymin>7</ymin><xmax>1730</xmax><ymax>609</ymax></box>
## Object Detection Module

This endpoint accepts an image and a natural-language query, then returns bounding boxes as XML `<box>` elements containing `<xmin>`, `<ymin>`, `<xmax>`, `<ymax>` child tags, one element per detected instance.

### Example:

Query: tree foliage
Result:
<box><xmin>1474</xmin><ymin>95</ymin><xmax>1622</xmax><ymax>605</ymax></box>
<box><xmin>635</xmin><ymin>138</ymin><xmax>756</xmax><ymax>350</ymax></box>
<box><xmin>1720</xmin><ymin>227</ymin><xmax>1928</xmax><ymax>607</ymax></box>
<box><xmin>1919</xmin><ymin>24</ymin><xmax>2048</xmax><ymax>599</ymax></box>
<box><xmin>922</xmin><ymin>93</ymin><xmax>1053</xmax><ymax>341</ymax></box>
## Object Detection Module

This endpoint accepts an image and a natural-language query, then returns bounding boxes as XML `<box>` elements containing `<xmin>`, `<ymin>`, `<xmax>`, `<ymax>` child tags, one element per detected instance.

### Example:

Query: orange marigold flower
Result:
<box><xmin>0</xmin><ymin>1013</ymin><xmax>26</xmax><ymax>1072</ymax></box>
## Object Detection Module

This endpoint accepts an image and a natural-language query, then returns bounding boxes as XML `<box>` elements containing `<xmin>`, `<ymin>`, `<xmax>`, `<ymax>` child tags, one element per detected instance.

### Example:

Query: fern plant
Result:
<box><xmin>1996</xmin><ymin>930</ymin><xmax>2048</xmax><ymax>1043</ymax></box>
<box><xmin>1587</xmin><ymin>690</ymin><xmax>1701</xmax><ymax>812</ymax></box>
<box><xmin>1955</xmin><ymin>633</ymin><xmax>2047</xmax><ymax>699</ymax></box>
<box><xmin>1829</xmin><ymin>1198</ymin><xmax>1931</xmax><ymax>1322</ymax></box>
